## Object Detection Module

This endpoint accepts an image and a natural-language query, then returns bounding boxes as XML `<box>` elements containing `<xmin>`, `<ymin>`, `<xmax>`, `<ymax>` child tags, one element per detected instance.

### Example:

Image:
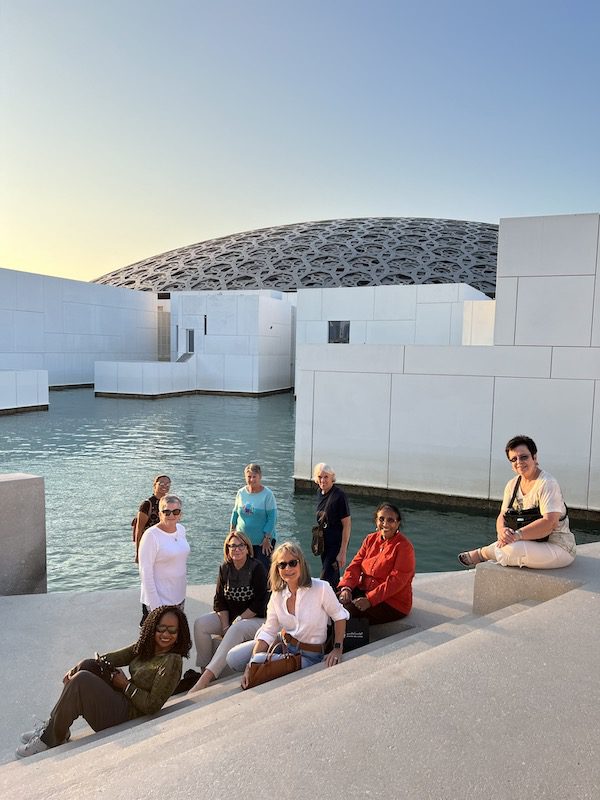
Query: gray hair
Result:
<box><xmin>159</xmin><ymin>494</ymin><xmax>182</xmax><ymax>510</ymax></box>
<box><xmin>312</xmin><ymin>462</ymin><xmax>336</xmax><ymax>483</ymax></box>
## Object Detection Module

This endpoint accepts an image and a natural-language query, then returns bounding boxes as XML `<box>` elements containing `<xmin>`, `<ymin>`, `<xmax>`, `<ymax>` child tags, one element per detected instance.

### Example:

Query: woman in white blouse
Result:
<box><xmin>236</xmin><ymin>542</ymin><xmax>348</xmax><ymax>685</ymax></box>
<box><xmin>138</xmin><ymin>495</ymin><xmax>190</xmax><ymax>624</ymax></box>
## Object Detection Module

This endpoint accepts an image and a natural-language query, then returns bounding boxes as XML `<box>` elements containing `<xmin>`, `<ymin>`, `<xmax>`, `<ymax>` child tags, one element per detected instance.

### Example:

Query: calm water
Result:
<box><xmin>1</xmin><ymin>389</ymin><xmax>597</xmax><ymax>592</ymax></box>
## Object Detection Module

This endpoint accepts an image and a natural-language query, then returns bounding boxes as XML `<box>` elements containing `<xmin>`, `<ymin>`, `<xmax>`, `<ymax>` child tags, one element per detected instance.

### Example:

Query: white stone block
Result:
<box><xmin>16</xmin><ymin>272</ymin><xmax>44</xmax><ymax>312</ymax></box>
<box><xmin>498</xmin><ymin>213</ymin><xmax>600</xmax><ymax>277</ymax></box>
<box><xmin>365</xmin><ymin>320</ymin><xmax>415</xmax><ymax>345</ymax></box>
<box><xmin>296</xmin><ymin>344</ymin><xmax>405</xmax><ymax>374</ymax></box>
<box><xmin>493</xmin><ymin>277</ymin><xmax>518</xmax><ymax>345</ymax></box>
<box><xmin>515</xmin><ymin>276</ymin><xmax>594</xmax><ymax>346</ymax></box>
<box><xmin>490</xmin><ymin>377</ymin><xmax>594</xmax><ymax>507</ymax></box>
<box><xmin>589</xmin><ymin>382</ymin><xmax>600</xmax><ymax>510</ymax></box>
<box><xmin>322</xmin><ymin>287</ymin><xmax>375</xmax><ymax>321</ymax></box>
<box><xmin>0</xmin><ymin>371</ymin><xmax>17</xmax><ymax>409</ymax></box>
<box><xmin>304</xmin><ymin>321</ymin><xmax>328</xmax><ymax>344</ymax></box>
<box><xmin>294</xmin><ymin>370</ymin><xmax>315</xmax><ymax>479</ymax></box>
<box><xmin>372</xmin><ymin>285</ymin><xmax>417</xmax><ymax>320</ymax></box>
<box><xmin>416</xmin><ymin>284</ymin><xmax>459</xmax><ymax>303</ymax></box>
<box><xmin>117</xmin><ymin>362</ymin><xmax>143</xmax><ymax>394</ymax></box>
<box><xmin>206</xmin><ymin>295</ymin><xmax>238</xmax><ymax>335</ymax></box>
<box><xmin>237</xmin><ymin>296</ymin><xmax>259</xmax><ymax>336</ymax></box>
<box><xmin>0</xmin><ymin>310</ymin><xmax>15</xmax><ymax>351</ymax></box>
<box><xmin>551</xmin><ymin>348</ymin><xmax>600</xmax><ymax>379</ymax></box>
<box><xmin>141</xmin><ymin>363</ymin><xmax>160</xmax><ymax>395</ymax></box>
<box><xmin>196</xmin><ymin>355</ymin><xmax>225</xmax><ymax>391</ymax></box>
<box><xmin>415</xmin><ymin>303</ymin><xmax>452</xmax><ymax>344</ymax></box>
<box><xmin>450</xmin><ymin>302</ymin><xmax>463</xmax><ymax>345</ymax></box>
<box><xmin>204</xmin><ymin>335</ymin><xmax>250</xmax><ymax>356</ymax></box>
<box><xmin>14</xmin><ymin>311</ymin><xmax>44</xmax><ymax>352</ymax></box>
<box><xmin>296</xmin><ymin>289</ymin><xmax>323</xmax><ymax>321</ymax></box>
<box><xmin>389</xmin><ymin>373</ymin><xmax>494</xmax><ymax>496</ymax></box>
<box><xmin>311</xmin><ymin>371</ymin><xmax>391</xmax><ymax>486</ymax></box>
<box><xmin>404</xmin><ymin>344</ymin><xmax>551</xmax><ymax>378</ymax></box>
<box><xmin>458</xmin><ymin>284</ymin><xmax>488</xmax><ymax>300</ymax></box>
<box><xmin>0</xmin><ymin>269</ymin><xmax>17</xmax><ymax>310</ymax></box>
<box><xmin>467</xmin><ymin>300</ymin><xmax>495</xmax><ymax>346</ymax></box>
<box><xmin>224</xmin><ymin>355</ymin><xmax>255</xmax><ymax>392</ymax></box>
<box><xmin>16</xmin><ymin>370</ymin><xmax>39</xmax><ymax>407</ymax></box>
<box><xmin>349</xmin><ymin>320</ymin><xmax>367</xmax><ymax>344</ymax></box>
<box><xmin>94</xmin><ymin>361</ymin><xmax>118</xmax><ymax>393</ymax></box>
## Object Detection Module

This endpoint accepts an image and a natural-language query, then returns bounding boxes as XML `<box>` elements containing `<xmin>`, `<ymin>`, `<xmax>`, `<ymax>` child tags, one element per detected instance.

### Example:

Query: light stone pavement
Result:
<box><xmin>1</xmin><ymin>548</ymin><xmax>599</xmax><ymax>800</ymax></box>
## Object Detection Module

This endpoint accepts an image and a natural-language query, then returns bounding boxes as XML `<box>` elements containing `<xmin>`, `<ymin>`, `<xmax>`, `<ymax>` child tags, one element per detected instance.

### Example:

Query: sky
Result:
<box><xmin>1</xmin><ymin>0</ymin><xmax>599</xmax><ymax>282</ymax></box>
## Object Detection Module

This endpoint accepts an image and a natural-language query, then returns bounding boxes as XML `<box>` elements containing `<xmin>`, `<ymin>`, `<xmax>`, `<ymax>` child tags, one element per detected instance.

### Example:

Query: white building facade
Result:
<box><xmin>294</xmin><ymin>213</ymin><xmax>600</xmax><ymax>512</ymax></box>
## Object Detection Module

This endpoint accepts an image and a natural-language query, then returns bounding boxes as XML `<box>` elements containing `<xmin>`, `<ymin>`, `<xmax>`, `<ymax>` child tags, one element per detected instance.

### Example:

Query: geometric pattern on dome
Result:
<box><xmin>94</xmin><ymin>217</ymin><xmax>498</xmax><ymax>297</ymax></box>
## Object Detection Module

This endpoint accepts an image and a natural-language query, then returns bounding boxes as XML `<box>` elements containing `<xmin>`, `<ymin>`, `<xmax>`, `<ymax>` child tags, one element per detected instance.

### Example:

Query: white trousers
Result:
<box><xmin>193</xmin><ymin>613</ymin><xmax>263</xmax><ymax>678</ymax></box>
<box><xmin>481</xmin><ymin>540</ymin><xmax>575</xmax><ymax>569</ymax></box>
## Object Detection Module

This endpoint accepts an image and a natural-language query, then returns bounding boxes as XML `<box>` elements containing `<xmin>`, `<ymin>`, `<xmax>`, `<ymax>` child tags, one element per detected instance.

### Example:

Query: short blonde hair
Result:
<box><xmin>223</xmin><ymin>530</ymin><xmax>253</xmax><ymax>562</ymax></box>
<box><xmin>312</xmin><ymin>463</ymin><xmax>336</xmax><ymax>483</ymax></box>
<box><xmin>269</xmin><ymin>541</ymin><xmax>312</xmax><ymax>592</ymax></box>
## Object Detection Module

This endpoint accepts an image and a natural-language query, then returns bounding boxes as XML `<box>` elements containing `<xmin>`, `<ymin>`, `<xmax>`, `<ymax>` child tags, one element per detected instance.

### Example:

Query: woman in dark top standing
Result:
<box><xmin>188</xmin><ymin>530</ymin><xmax>268</xmax><ymax>694</ymax></box>
<box><xmin>133</xmin><ymin>474</ymin><xmax>171</xmax><ymax>563</ymax></box>
<box><xmin>313</xmin><ymin>462</ymin><xmax>351</xmax><ymax>589</ymax></box>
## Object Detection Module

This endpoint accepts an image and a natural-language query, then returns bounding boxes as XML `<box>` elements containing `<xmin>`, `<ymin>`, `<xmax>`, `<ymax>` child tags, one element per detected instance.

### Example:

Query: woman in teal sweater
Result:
<box><xmin>16</xmin><ymin>606</ymin><xmax>191</xmax><ymax>758</ymax></box>
<box><xmin>230</xmin><ymin>463</ymin><xmax>277</xmax><ymax>570</ymax></box>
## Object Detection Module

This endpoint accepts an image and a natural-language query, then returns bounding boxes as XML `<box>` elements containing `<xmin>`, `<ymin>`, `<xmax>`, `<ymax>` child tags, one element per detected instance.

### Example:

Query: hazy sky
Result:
<box><xmin>1</xmin><ymin>0</ymin><xmax>599</xmax><ymax>282</ymax></box>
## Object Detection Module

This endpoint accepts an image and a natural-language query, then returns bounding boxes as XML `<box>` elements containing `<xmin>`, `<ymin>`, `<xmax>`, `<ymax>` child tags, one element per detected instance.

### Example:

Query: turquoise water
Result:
<box><xmin>1</xmin><ymin>389</ymin><xmax>597</xmax><ymax>592</ymax></box>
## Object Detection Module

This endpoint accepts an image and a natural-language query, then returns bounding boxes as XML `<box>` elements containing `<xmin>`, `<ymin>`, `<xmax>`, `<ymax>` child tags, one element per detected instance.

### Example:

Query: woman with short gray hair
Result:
<box><xmin>312</xmin><ymin>462</ymin><xmax>351</xmax><ymax>589</ymax></box>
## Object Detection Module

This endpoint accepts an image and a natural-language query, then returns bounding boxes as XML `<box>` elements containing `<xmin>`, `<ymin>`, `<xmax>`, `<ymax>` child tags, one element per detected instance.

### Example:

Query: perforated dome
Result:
<box><xmin>94</xmin><ymin>217</ymin><xmax>498</xmax><ymax>296</ymax></box>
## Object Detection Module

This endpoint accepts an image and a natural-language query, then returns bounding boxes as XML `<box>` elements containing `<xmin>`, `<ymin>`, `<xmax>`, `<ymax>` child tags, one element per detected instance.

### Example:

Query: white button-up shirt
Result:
<box><xmin>257</xmin><ymin>578</ymin><xmax>349</xmax><ymax>646</ymax></box>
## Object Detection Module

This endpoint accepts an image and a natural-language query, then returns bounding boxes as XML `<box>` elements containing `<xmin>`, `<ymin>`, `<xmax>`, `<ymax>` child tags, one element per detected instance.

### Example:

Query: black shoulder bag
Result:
<box><xmin>503</xmin><ymin>476</ymin><xmax>567</xmax><ymax>542</ymax></box>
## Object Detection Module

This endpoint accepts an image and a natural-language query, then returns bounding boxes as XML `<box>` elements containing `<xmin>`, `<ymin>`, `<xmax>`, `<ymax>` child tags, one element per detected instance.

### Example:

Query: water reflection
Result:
<box><xmin>0</xmin><ymin>389</ymin><xmax>596</xmax><ymax>591</ymax></box>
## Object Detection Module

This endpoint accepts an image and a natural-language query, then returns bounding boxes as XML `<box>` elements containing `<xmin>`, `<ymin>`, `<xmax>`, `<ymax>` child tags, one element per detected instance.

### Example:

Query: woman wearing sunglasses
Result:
<box><xmin>458</xmin><ymin>435</ymin><xmax>575</xmax><ymax>569</ymax></box>
<box><xmin>16</xmin><ymin>605</ymin><xmax>191</xmax><ymax>758</ymax></box>
<box><xmin>138</xmin><ymin>495</ymin><xmax>190</xmax><ymax>624</ymax></box>
<box><xmin>233</xmin><ymin>542</ymin><xmax>349</xmax><ymax>686</ymax></box>
<box><xmin>188</xmin><ymin>531</ymin><xmax>268</xmax><ymax>694</ymax></box>
<box><xmin>338</xmin><ymin>503</ymin><xmax>415</xmax><ymax>624</ymax></box>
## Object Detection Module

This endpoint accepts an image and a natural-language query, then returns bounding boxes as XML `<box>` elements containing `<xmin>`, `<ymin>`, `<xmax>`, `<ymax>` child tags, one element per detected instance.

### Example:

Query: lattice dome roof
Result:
<box><xmin>94</xmin><ymin>217</ymin><xmax>498</xmax><ymax>296</ymax></box>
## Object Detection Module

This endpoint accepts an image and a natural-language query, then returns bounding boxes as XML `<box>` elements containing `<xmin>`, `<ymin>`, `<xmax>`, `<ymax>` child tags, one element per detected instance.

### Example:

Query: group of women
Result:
<box><xmin>17</xmin><ymin>436</ymin><xmax>575</xmax><ymax>758</ymax></box>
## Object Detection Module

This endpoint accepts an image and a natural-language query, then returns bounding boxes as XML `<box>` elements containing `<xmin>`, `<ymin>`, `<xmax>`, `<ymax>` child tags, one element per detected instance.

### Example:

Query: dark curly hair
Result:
<box><xmin>505</xmin><ymin>435</ymin><xmax>537</xmax><ymax>458</ymax></box>
<box><xmin>133</xmin><ymin>605</ymin><xmax>192</xmax><ymax>660</ymax></box>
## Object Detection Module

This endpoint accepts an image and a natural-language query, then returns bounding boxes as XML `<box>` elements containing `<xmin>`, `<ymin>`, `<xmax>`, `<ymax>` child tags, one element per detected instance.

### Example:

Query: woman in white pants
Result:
<box><xmin>458</xmin><ymin>435</ymin><xmax>575</xmax><ymax>570</ymax></box>
<box><xmin>188</xmin><ymin>531</ymin><xmax>268</xmax><ymax>694</ymax></box>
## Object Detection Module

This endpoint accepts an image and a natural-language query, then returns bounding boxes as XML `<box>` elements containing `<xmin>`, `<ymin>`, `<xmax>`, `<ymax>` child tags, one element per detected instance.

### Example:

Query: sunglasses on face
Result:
<box><xmin>509</xmin><ymin>455</ymin><xmax>531</xmax><ymax>463</ymax></box>
<box><xmin>277</xmin><ymin>559</ymin><xmax>299</xmax><ymax>570</ymax></box>
<box><xmin>227</xmin><ymin>543</ymin><xmax>246</xmax><ymax>550</ymax></box>
<box><xmin>156</xmin><ymin>625</ymin><xmax>178</xmax><ymax>634</ymax></box>
<box><xmin>161</xmin><ymin>508</ymin><xmax>181</xmax><ymax>516</ymax></box>
<box><xmin>377</xmin><ymin>516</ymin><xmax>398</xmax><ymax>524</ymax></box>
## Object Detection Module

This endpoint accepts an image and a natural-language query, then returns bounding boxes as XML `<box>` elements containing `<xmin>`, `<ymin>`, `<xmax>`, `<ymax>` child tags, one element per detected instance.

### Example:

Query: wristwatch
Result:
<box><xmin>333</xmin><ymin>642</ymin><xmax>342</xmax><ymax>650</ymax></box>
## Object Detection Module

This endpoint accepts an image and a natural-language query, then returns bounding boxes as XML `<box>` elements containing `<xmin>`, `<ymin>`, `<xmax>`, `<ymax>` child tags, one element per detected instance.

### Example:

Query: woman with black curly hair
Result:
<box><xmin>16</xmin><ymin>605</ymin><xmax>191</xmax><ymax>758</ymax></box>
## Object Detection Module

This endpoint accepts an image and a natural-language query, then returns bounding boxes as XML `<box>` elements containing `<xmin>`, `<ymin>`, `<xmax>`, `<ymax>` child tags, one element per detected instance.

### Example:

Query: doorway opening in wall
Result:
<box><xmin>328</xmin><ymin>320</ymin><xmax>350</xmax><ymax>343</ymax></box>
<box><xmin>157</xmin><ymin>294</ymin><xmax>171</xmax><ymax>361</ymax></box>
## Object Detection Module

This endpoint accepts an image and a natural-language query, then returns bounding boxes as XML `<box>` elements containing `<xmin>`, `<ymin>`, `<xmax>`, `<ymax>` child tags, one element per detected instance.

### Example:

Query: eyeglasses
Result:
<box><xmin>161</xmin><ymin>508</ymin><xmax>181</xmax><ymax>516</ymax></box>
<box><xmin>156</xmin><ymin>481</ymin><xmax>171</xmax><ymax>487</ymax></box>
<box><xmin>377</xmin><ymin>516</ymin><xmax>398</xmax><ymax>524</ymax></box>
<box><xmin>227</xmin><ymin>543</ymin><xmax>246</xmax><ymax>550</ymax></box>
<box><xmin>156</xmin><ymin>625</ymin><xmax>178</xmax><ymax>634</ymax></box>
<box><xmin>277</xmin><ymin>559</ymin><xmax>299</xmax><ymax>570</ymax></box>
<box><xmin>509</xmin><ymin>455</ymin><xmax>531</xmax><ymax>463</ymax></box>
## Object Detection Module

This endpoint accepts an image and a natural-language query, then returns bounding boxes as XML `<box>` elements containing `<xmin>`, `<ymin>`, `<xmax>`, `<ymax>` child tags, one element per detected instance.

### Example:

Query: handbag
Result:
<box><xmin>69</xmin><ymin>653</ymin><xmax>118</xmax><ymax>686</ymax></box>
<box><xmin>503</xmin><ymin>476</ymin><xmax>567</xmax><ymax>542</ymax></box>
<box><xmin>312</xmin><ymin>490</ymin><xmax>335</xmax><ymax>556</ymax></box>
<box><xmin>343</xmin><ymin>617</ymin><xmax>370</xmax><ymax>652</ymax></box>
<box><xmin>242</xmin><ymin>639</ymin><xmax>302</xmax><ymax>690</ymax></box>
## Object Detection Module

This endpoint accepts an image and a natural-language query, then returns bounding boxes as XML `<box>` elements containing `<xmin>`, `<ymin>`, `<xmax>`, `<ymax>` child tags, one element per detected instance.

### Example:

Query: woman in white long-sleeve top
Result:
<box><xmin>229</xmin><ymin>541</ymin><xmax>348</xmax><ymax>685</ymax></box>
<box><xmin>138</xmin><ymin>494</ymin><xmax>190</xmax><ymax>624</ymax></box>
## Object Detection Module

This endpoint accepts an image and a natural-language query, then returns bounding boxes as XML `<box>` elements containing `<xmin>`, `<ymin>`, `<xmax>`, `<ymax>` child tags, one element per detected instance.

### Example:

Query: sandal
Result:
<box><xmin>458</xmin><ymin>548</ymin><xmax>484</xmax><ymax>568</ymax></box>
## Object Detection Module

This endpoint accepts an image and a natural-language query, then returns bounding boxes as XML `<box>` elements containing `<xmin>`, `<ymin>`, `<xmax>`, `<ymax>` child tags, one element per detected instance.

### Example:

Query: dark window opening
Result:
<box><xmin>328</xmin><ymin>320</ymin><xmax>350</xmax><ymax>344</ymax></box>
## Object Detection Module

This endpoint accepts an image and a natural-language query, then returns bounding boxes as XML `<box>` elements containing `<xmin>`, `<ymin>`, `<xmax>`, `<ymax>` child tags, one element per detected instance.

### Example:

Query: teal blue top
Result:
<box><xmin>230</xmin><ymin>486</ymin><xmax>277</xmax><ymax>545</ymax></box>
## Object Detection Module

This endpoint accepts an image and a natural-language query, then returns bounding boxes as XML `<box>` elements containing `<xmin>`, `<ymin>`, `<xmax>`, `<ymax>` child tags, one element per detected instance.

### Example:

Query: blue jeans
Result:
<box><xmin>226</xmin><ymin>640</ymin><xmax>323</xmax><ymax>671</ymax></box>
<box><xmin>250</xmin><ymin>642</ymin><xmax>323</xmax><ymax>669</ymax></box>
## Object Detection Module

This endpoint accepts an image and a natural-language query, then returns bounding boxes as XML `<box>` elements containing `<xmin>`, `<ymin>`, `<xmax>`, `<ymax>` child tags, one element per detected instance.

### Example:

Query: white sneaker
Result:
<box><xmin>21</xmin><ymin>725</ymin><xmax>70</xmax><ymax>744</ymax></box>
<box><xmin>15</xmin><ymin>734</ymin><xmax>49</xmax><ymax>758</ymax></box>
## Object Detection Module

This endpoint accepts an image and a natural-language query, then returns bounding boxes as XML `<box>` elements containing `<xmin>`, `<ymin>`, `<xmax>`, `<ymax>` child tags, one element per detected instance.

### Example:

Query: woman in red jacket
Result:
<box><xmin>338</xmin><ymin>503</ymin><xmax>415</xmax><ymax>623</ymax></box>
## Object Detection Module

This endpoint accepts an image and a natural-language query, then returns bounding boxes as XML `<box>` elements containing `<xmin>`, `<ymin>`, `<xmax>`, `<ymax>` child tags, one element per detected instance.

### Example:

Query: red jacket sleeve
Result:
<box><xmin>365</xmin><ymin>537</ymin><xmax>415</xmax><ymax>608</ymax></box>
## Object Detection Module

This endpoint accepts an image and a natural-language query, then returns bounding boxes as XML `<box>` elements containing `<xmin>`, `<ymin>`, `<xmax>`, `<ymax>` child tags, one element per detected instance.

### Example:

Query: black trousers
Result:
<box><xmin>342</xmin><ymin>587</ymin><xmax>406</xmax><ymax>624</ymax></box>
<box><xmin>41</xmin><ymin>669</ymin><xmax>131</xmax><ymax>747</ymax></box>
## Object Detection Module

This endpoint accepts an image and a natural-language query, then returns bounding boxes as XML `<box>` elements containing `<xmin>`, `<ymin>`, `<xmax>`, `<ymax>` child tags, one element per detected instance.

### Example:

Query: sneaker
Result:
<box><xmin>21</xmin><ymin>725</ymin><xmax>70</xmax><ymax>745</ymax></box>
<box><xmin>15</xmin><ymin>733</ymin><xmax>49</xmax><ymax>759</ymax></box>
